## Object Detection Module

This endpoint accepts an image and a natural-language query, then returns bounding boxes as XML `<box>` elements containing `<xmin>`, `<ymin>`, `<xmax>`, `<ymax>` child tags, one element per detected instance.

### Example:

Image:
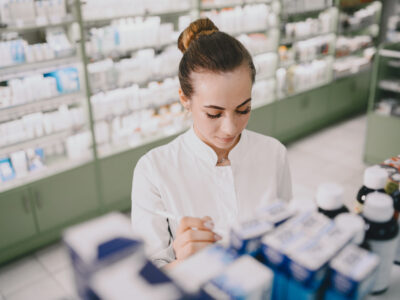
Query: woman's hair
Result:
<box><xmin>177</xmin><ymin>18</ymin><xmax>256</xmax><ymax>98</ymax></box>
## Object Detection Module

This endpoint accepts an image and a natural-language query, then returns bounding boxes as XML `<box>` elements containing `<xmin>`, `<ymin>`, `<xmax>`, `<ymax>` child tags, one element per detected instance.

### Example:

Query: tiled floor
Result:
<box><xmin>0</xmin><ymin>115</ymin><xmax>399</xmax><ymax>299</ymax></box>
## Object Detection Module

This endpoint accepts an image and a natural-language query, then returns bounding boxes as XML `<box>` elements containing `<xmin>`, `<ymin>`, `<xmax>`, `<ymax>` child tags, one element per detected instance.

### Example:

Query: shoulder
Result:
<box><xmin>245</xmin><ymin>129</ymin><xmax>287</xmax><ymax>154</ymax></box>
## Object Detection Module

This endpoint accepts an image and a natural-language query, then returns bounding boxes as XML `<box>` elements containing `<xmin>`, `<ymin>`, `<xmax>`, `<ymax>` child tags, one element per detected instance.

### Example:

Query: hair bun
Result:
<box><xmin>178</xmin><ymin>18</ymin><xmax>219</xmax><ymax>53</ymax></box>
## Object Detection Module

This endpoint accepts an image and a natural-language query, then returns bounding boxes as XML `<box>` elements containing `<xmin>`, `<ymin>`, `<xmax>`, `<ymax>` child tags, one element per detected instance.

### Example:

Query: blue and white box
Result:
<box><xmin>63</xmin><ymin>212</ymin><xmax>144</xmax><ymax>300</ymax></box>
<box><xmin>44</xmin><ymin>67</ymin><xmax>80</xmax><ymax>94</ymax></box>
<box><xmin>203</xmin><ymin>255</ymin><xmax>274</xmax><ymax>300</ymax></box>
<box><xmin>325</xmin><ymin>244</ymin><xmax>380</xmax><ymax>300</ymax></box>
<box><xmin>257</xmin><ymin>201</ymin><xmax>295</xmax><ymax>227</ymax></box>
<box><xmin>0</xmin><ymin>157</ymin><xmax>16</xmax><ymax>182</ymax></box>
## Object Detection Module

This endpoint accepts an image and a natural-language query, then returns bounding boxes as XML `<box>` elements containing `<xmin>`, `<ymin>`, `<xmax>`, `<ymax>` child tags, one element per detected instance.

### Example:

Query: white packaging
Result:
<box><xmin>203</xmin><ymin>255</ymin><xmax>274</xmax><ymax>300</ymax></box>
<box><xmin>10</xmin><ymin>150</ymin><xmax>28</xmax><ymax>177</ymax></box>
<box><xmin>167</xmin><ymin>245</ymin><xmax>237</xmax><ymax>294</ymax></box>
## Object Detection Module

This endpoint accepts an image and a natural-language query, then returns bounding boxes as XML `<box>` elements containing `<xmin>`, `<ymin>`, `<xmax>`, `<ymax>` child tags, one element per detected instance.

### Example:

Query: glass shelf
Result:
<box><xmin>378</xmin><ymin>80</ymin><xmax>400</xmax><ymax>94</ymax></box>
<box><xmin>200</xmin><ymin>0</ymin><xmax>272</xmax><ymax>10</ymax></box>
<box><xmin>0</xmin><ymin>15</ymin><xmax>75</xmax><ymax>34</ymax></box>
<box><xmin>281</xmin><ymin>6</ymin><xmax>331</xmax><ymax>19</ymax></box>
<box><xmin>0</xmin><ymin>92</ymin><xmax>85</xmax><ymax>123</ymax></box>
<box><xmin>280</xmin><ymin>31</ymin><xmax>335</xmax><ymax>45</ymax></box>
<box><xmin>335</xmin><ymin>44</ymin><xmax>374</xmax><ymax>59</ymax></box>
<box><xmin>0</xmin><ymin>154</ymin><xmax>93</xmax><ymax>193</ymax></box>
<box><xmin>279</xmin><ymin>53</ymin><xmax>334</xmax><ymax>69</ymax></box>
<box><xmin>0</xmin><ymin>55</ymin><xmax>79</xmax><ymax>82</ymax></box>
<box><xmin>333</xmin><ymin>62</ymin><xmax>372</xmax><ymax>80</ymax></box>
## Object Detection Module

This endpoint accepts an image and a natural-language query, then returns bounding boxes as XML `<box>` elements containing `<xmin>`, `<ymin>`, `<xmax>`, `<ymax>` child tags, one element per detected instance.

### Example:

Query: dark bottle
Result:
<box><xmin>356</xmin><ymin>166</ymin><xmax>387</xmax><ymax>214</ymax></box>
<box><xmin>363</xmin><ymin>192</ymin><xmax>399</xmax><ymax>295</ymax></box>
<box><xmin>316</xmin><ymin>182</ymin><xmax>349</xmax><ymax>219</ymax></box>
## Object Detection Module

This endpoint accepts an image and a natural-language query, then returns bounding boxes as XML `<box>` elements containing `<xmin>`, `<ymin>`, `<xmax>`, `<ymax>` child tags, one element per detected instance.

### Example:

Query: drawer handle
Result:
<box><xmin>22</xmin><ymin>195</ymin><xmax>30</xmax><ymax>214</ymax></box>
<box><xmin>34</xmin><ymin>191</ymin><xmax>43</xmax><ymax>209</ymax></box>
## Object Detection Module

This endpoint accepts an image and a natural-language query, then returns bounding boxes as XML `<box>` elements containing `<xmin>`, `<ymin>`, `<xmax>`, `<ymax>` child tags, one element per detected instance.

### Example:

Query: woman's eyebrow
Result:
<box><xmin>204</xmin><ymin>98</ymin><xmax>252</xmax><ymax>110</ymax></box>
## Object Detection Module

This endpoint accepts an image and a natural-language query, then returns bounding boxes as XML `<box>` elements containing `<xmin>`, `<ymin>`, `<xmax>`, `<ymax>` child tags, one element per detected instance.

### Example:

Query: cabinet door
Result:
<box><xmin>275</xmin><ymin>94</ymin><xmax>309</xmax><ymax>141</ymax></box>
<box><xmin>247</xmin><ymin>103</ymin><xmax>275</xmax><ymax>137</ymax></box>
<box><xmin>305</xmin><ymin>85</ymin><xmax>329</xmax><ymax>127</ymax></box>
<box><xmin>353</xmin><ymin>70</ymin><xmax>371</xmax><ymax>112</ymax></box>
<box><xmin>31</xmin><ymin>163</ymin><xmax>99</xmax><ymax>232</ymax></box>
<box><xmin>0</xmin><ymin>188</ymin><xmax>37</xmax><ymax>249</ymax></box>
<box><xmin>329</xmin><ymin>76</ymin><xmax>356</xmax><ymax>116</ymax></box>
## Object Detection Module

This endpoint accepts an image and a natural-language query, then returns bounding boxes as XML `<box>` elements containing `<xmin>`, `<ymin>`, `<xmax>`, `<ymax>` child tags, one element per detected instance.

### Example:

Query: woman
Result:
<box><xmin>131</xmin><ymin>18</ymin><xmax>292</xmax><ymax>269</ymax></box>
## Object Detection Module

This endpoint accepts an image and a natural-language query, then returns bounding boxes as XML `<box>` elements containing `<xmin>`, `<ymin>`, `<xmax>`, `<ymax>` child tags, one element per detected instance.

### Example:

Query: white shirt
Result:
<box><xmin>131</xmin><ymin>127</ymin><xmax>292</xmax><ymax>267</ymax></box>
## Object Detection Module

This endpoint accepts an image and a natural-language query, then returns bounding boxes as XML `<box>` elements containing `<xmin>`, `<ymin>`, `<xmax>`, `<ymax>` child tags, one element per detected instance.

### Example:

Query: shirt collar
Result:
<box><xmin>184</xmin><ymin>126</ymin><xmax>248</xmax><ymax>167</ymax></box>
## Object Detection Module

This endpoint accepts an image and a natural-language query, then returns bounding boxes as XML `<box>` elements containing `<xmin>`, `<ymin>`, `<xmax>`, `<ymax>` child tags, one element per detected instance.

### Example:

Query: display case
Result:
<box><xmin>364</xmin><ymin>43</ymin><xmax>400</xmax><ymax>163</ymax></box>
<box><xmin>0</xmin><ymin>0</ymin><xmax>93</xmax><ymax>193</ymax></box>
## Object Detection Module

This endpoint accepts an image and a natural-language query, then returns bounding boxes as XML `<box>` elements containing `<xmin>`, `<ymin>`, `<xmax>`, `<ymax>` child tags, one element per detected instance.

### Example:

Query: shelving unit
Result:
<box><xmin>364</xmin><ymin>43</ymin><xmax>400</xmax><ymax>163</ymax></box>
<box><xmin>0</xmin><ymin>0</ymin><xmax>383</xmax><ymax>264</ymax></box>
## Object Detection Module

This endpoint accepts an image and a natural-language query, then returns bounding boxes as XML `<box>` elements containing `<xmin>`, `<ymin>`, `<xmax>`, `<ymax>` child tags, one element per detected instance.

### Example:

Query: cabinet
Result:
<box><xmin>0</xmin><ymin>188</ymin><xmax>37</xmax><ymax>249</ymax></box>
<box><xmin>247</xmin><ymin>103</ymin><xmax>275</xmax><ymax>137</ymax></box>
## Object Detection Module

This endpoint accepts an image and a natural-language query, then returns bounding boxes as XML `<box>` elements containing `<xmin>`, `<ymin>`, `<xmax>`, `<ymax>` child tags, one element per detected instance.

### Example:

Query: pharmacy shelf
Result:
<box><xmin>277</xmin><ymin>80</ymin><xmax>332</xmax><ymax>100</ymax></box>
<box><xmin>0</xmin><ymin>154</ymin><xmax>93</xmax><ymax>194</ymax></box>
<box><xmin>0</xmin><ymin>126</ymin><xmax>85</xmax><ymax>157</ymax></box>
<box><xmin>280</xmin><ymin>31</ymin><xmax>335</xmax><ymax>45</ymax></box>
<box><xmin>380</xmin><ymin>49</ymin><xmax>400</xmax><ymax>59</ymax></box>
<box><xmin>0</xmin><ymin>15</ymin><xmax>75</xmax><ymax>34</ymax></box>
<box><xmin>0</xmin><ymin>92</ymin><xmax>85</xmax><ymax>123</ymax></box>
<box><xmin>335</xmin><ymin>44</ymin><xmax>374</xmax><ymax>58</ymax></box>
<box><xmin>333</xmin><ymin>61</ymin><xmax>372</xmax><ymax>80</ymax></box>
<box><xmin>82</xmin><ymin>8</ymin><xmax>192</xmax><ymax>27</ymax></box>
<box><xmin>97</xmin><ymin>125</ymin><xmax>190</xmax><ymax>159</ymax></box>
<box><xmin>0</xmin><ymin>55</ymin><xmax>80</xmax><ymax>82</ymax></box>
<box><xmin>200</xmin><ymin>0</ymin><xmax>272</xmax><ymax>10</ymax></box>
<box><xmin>339</xmin><ymin>23</ymin><xmax>379</xmax><ymax>36</ymax></box>
<box><xmin>281</xmin><ymin>6</ymin><xmax>331</xmax><ymax>18</ymax></box>
<box><xmin>378</xmin><ymin>80</ymin><xmax>400</xmax><ymax>94</ymax></box>
<box><xmin>279</xmin><ymin>52</ymin><xmax>334</xmax><ymax>69</ymax></box>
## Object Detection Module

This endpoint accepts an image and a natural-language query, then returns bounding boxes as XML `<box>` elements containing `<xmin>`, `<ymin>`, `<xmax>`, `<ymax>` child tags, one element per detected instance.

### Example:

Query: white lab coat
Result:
<box><xmin>131</xmin><ymin>127</ymin><xmax>292</xmax><ymax>267</ymax></box>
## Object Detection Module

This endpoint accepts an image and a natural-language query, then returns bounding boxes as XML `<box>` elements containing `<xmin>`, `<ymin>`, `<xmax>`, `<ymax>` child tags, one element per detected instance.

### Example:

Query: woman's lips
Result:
<box><xmin>217</xmin><ymin>136</ymin><xmax>236</xmax><ymax>143</ymax></box>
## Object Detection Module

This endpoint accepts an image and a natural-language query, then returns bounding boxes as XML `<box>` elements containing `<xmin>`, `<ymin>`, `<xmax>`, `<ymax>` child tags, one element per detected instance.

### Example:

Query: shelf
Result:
<box><xmin>333</xmin><ymin>62</ymin><xmax>371</xmax><ymax>80</ymax></box>
<box><xmin>379</xmin><ymin>49</ymin><xmax>400</xmax><ymax>59</ymax></box>
<box><xmin>83</xmin><ymin>8</ymin><xmax>192</xmax><ymax>27</ymax></box>
<box><xmin>281</xmin><ymin>6</ymin><xmax>331</xmax><ymax>18</ymax></box>
<box><xmin>278</xmin><ymin>80</ymin><xmax>332</xmax><ymax>100</ymax></box>
<box><xmin>339</xmin><ymin>22</ymin><xmax>378</xmax><ymax>36</ymax></box>
<box><xmin>280</xmin><ymin>31</ymin><xmax>335</xmax><ymax>45</ymax></box>
<box><xmin>0</xmin><ymin>55</ymin><xmax>79</xmax><ymax>82</ymax></box>
<box><xmin>0</xmin><ymin>15</ymin><xmax>75</xmax><ymax>34</ymax></box>
<box><xmin>88</xmin><ymin>42</ymin><xmax>176</xmax><ymax>63</ymax></box>
<box><xmin>378</xmin><ymin>80</ymin><xmax>400</xmax><ymax>94</ymax></box>
<box><xmin>0</xmin><ymin>126</ymin><xmax>86</xmax><ymax>157</ymax></box>
<box><xmin>279</xmin><ymin>53</ymin><xmax>333</xmax><ymax>69</ymax></box>
<box><xmin>340</xmin><ymin>0</ymin><xmax>375</xmax><ymax>10</ymax></box>
<box><xmin>200</xmin><ymin>0</ymin><xmax>272</xmax><ymax>10</ymax></box>
<box><xmin>335</xmin><ymin>44</ymin><xmax>374</xmax><ymax>58</ymax></box>
<box><xmin>0</xmin><ymin>92</ymin><xmax>85</xmax><ymax>123</ymax></box>
<box><xmin>0</xmin><ymin>154</ymin><xmax>93</xmax><ymax>194</ymax></box>
<box><xmin>97</xmin><ymin>125</ymin><xmax>190</xmax><ymax>159</ymax></box>
<box><xmin>388</xmin><ymin>60</ymin><xmax>400</xmax><ymax>68</ymax></box>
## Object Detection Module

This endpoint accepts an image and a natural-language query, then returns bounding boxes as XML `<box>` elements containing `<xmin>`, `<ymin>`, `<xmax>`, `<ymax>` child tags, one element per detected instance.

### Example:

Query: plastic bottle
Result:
<box><xmin>363</xmin><ymin>192</ymin><xmax>399</xmax><ymax>295</ymax></box>
<box><xmin>334</xmin><ymin>213</ymin><xmax>369</xmax><ymax>249</ymax></box>
<box><xmin>316</xmin><ymin>182</ymin><xmax>349</xmax><ymax>219</ymax></box>
<box><xmin>356</xmin><ymin>166</ymin><xmax>387</xmax><ymax>213</ymax></box>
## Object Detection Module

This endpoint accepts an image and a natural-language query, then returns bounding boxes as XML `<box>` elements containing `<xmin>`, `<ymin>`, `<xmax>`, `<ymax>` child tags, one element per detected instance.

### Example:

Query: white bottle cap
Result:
<box><xmin>363</xmin><ymin>192</ymin><xmax>394</xmax><ymax>223</ymax></box>
<box><xmin>334</xmin><ymin>213</ymin><xmax>365</xmax><ymax>245</ymax></box>
<box><xmin>363</xmin><ymin>165</ymin><xmax>388</xmax><ymax>190</ymax></box>
<box><xmin>316</xmin><ymin>182</ymin><xmax>344</xmax><ymax>211</ymax></box>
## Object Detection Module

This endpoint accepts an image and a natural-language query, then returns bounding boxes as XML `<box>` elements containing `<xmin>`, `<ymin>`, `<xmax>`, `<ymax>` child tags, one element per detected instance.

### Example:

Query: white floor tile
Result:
<box><xmin>35</xmin><ymin>243</ymin><xmax>71</xmax><ymax>274</ymax></box>
<box><xmin>53</xmin><ymin>266</ymin><xmax>78</xmax><ymax>298</ymax></box>
<box><xmin>0</xmin><ymin>256</ymin><xmax>48</xmax><ymax>297</ymax></box>
<box><xmin>5</xmin><ymin>276</ymin><xmax>67</xmax><ymax>300</ymax></box>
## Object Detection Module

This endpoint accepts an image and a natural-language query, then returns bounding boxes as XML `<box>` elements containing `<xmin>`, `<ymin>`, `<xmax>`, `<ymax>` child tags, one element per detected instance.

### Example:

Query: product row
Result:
<box><xmin>0</xmin><ymin>28</ymin><xmax>74</xmax><ymax>68</ymax></box>
<box><xmin>276</xmin><ymin>56</ymin><xmax>333</xmax><ymax>97</ymax></box>
<box><xmin>0</xmin><ymin>130</ymin><xmax>92</xmax><ymax>184</ymax></box>
<box><xmin>333</xmin><ymin>53</ymin><xmax>372</xmax><ymax>78</ymax></box>
<box><xmin>201</xmin><ymin>2</ymin><xmax>280</xmax><ymax>36</ymax></box>
<box><xmin>88</xmin><ymin>46</ymin><xmax>182</xmax><ymax>93</ymax></box>
<box><xmin>375</xmin><ymin>99</ymin><xmax>400</xmax><ymax>118</ymax></box>
<box><xmin>0</xmin><ymin>66</ymin><xmax>81</xmax><ymax>108</ymax></box>
<box><xmin>339</xmin><ymin>1</ymin><xmax>381</xmax><ymax>33</ymax></box>
<box><xmin>62</xmin><ymin>155</ymin><xmax>400</xmax><ymax>299</ymax></box>
<box><xmin>0</xmin><ymin>0</ymin><xmax>68</xmax><ymax>27</ymax></box>
<box><xmin>81</xmin><ymin>0</ymin><xmax>191</xmax><ymax>21</ymax></box>
<box><xmin>281</xmin><ymin>0</ymin><xmax>333</xmax><ymax>15</ymax></box>
<box><xmin>281</xmin><ymin>7</ymin><xmax>338</xmax><ymax>42</ymax></box>
<box><xmin>335</xmin><ymin>35</ymin><xmax>372</xmax><ymax>58</ymax></box>
<box><xmin>85</xmin><ymin>16</ymin><xmax>183</xmax><ymax>59</ymax></box>
<box><xmin>237</xmin><ymin>31</ymin><xmax>279</xmax><ymax>55</ymax></box>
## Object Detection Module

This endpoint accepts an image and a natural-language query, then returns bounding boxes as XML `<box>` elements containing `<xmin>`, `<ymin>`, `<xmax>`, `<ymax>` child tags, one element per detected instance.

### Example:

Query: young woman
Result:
<box><xmin>131</xmin><ymin>18</ymin><xmax>292</xmax><ymax>268</ymax></box>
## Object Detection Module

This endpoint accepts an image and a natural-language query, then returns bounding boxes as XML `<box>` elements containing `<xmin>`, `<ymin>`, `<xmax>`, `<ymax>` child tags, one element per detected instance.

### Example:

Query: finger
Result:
<box><xmin>175</xmin><ymin>229</ymin><xmax>221</xmax><ymax>249</ymax></box>
<box><xmin>182</xmin><ymin>242</ymin><xmax>213</xmax><ymax>259</ymax></box>
<box><xmin>177</xmin><ymin>216</ymin><xmax>214</xmax><ymax>234</ymax></box>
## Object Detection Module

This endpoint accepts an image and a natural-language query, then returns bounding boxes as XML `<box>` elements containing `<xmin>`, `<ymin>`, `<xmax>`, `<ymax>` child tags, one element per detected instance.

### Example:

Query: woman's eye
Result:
<box><xmin>206</xmin><ymin>113</ymin><xmax>222</xmax><ymax>119</ymax></box>
<box><xmin>236</xmin><ymin>107</ymin><xmax>251</xmax><ymax>115</ymax></box>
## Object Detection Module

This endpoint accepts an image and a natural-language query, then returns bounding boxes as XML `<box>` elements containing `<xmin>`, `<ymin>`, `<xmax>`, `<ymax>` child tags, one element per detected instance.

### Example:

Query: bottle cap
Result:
<box><xmin>334</xmin><ymin>213</ymin><xmax>365</xmax><ymax>245</ymax></box>
<box><xmin>316</xmin><ymin>182</ymin><xmax>344</xmax><ymax>211</ymax></box>
<box><xmin>363</xmin><ymin>192</ymin><xmax>394</xmax><ymax>223</ymax></box>
<box><xmin>363</xmin><ymin>166</ymin><xmax>387</xmax><ymax>190</ymax></box>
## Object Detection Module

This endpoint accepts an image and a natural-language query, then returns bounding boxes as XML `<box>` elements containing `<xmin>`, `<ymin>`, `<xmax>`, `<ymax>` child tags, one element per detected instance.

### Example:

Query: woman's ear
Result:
<box><xmin>179</xmin><ymin>88</ymin><xmax>191</xmax><ymax>111</ymax></box>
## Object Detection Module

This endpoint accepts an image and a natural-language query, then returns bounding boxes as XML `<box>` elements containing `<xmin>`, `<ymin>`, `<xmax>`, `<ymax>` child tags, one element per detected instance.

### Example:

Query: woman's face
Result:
<box><xmin>180</xmin><ymin>63</ymin><xmax>253</xmax><ymax>151</ymax></box>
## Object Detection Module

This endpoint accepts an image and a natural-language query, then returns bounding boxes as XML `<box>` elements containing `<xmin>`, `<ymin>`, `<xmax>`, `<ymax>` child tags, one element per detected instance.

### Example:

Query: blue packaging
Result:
<box><xmin>257</xmin><ymin>201</ymin><xmax>295</xmax><ymax>227</ymax></box>
<box><xmin>44</xmin><ymin>67</ymin><xmax>80</xmax><ymax>94</ymax></box>
<box><xmin>63</xmin><ymin>213</ymin><xmax>144</xmax><ymax>300</ymax></box>
<box><xmin>27</xmin><ymin>148</ymin><xmax>45</xmax><ymax>171</ymax></box>
<box><xmin>0</xmin><ymin>157</ymin><xmax>16</xmax><ymax>182</ymax></box>
<box><xmin>325</xmin><ymin>244</ymin><xmax>380</xmax><ymax>300</ymax></box>
<box><xmin>230</xmin><ymin>218</ymin><xmax>273</xmax><ymax>256</ymax></box>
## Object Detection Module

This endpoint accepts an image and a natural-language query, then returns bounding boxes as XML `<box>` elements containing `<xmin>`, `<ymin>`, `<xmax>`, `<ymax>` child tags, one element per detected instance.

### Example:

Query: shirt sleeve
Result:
<box><xmin>131</xmin><ymin>155</ymin><xmax>175</xmax><ymax>267</ymax></box>
<box><xmin>277</xmin><ymin>146</ymin><xmax>293</xmax><ymax>202</ymax></box>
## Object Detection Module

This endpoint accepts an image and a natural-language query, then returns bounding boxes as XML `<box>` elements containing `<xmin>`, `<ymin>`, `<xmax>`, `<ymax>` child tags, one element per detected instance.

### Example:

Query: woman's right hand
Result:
<box><xmin>172</xmin><ymin>216</ymin><xmax>222</xmax><ymax>261</ymax></box>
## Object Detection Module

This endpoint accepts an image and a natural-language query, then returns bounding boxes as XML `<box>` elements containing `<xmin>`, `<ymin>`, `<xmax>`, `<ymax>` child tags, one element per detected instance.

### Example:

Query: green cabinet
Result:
<box><xmin>247</xmin><ymin>103</ymin><xmax>275</xmax><ymax>136</ymax></box>
<box><xmin>31</xmin><ymin>163</ymin><xmax>99</xmax><ymax>232</ymax></box>
<box><xmin>329</xmin><ymin>76</ymin><xmax>356</xmax><ymax>117</ymax></box>
<box><xmin>0</xmin><ymin>188</ymin><xmax>37</xmax><ymax>249</ymax></box>
<box><xmin>353</xmin><ymin>70</ymin><xmax>371</xmax><ymax>112</ymax></box>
